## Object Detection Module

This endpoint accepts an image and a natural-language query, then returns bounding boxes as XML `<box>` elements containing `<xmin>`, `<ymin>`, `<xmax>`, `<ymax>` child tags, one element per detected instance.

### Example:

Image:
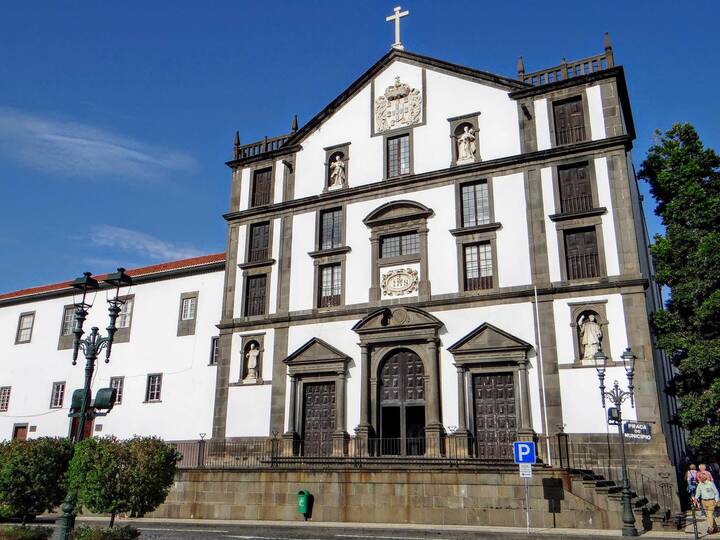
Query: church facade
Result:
<box><xmin>0</xmin><ymin>34</ymin><xmax>684</xmax><ymax>514</ymax></box>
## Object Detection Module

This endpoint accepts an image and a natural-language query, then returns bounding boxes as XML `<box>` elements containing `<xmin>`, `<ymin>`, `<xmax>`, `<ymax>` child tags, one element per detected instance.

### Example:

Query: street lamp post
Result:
<box><xmin>58</xmin><ymin>268</ymin><xmax>132</xmax><ymax>540</ymax></box>
<box><xmin>594</xmin><ymin>347</ymin><xmax>639</xmax><ymax>537</ymax></box>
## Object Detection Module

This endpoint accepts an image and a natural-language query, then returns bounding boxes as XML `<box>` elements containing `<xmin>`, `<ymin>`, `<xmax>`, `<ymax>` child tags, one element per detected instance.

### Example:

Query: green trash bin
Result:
<box><xmin>297</xmin><ymin>489</ymin><xmax>311</xmax><ymax>516</ymax></box>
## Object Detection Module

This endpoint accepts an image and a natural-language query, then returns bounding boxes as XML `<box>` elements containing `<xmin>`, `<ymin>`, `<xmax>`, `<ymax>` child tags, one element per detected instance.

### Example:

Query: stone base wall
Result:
<box><xmin>151</xmin><ymin>467</ymin><xmax>630</xmax><ymax>529</ymax></box>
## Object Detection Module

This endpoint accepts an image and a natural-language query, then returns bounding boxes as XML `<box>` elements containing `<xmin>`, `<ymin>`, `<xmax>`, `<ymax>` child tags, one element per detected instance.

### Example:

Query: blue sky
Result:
<box><xmin>0</xmin><ymin>1</ymin><xmax>717</xmax><ymax>293</ymax></box>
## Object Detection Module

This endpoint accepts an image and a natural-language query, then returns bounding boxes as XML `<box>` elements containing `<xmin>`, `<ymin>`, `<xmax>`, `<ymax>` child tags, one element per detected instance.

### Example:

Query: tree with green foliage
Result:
<box><xmin>0</xmin><ymin>437</ymin><xmax>74</xmax><ymax>525</ymax></box>
<box><xmin>67</xmin><ymin>436</ymin><xmax>180</xmax><ymax>527</ymax></box>
<box><xmin>639</xmin><ymin>122</ymin><xmax>720</xmax><ymax>457</ymax></box>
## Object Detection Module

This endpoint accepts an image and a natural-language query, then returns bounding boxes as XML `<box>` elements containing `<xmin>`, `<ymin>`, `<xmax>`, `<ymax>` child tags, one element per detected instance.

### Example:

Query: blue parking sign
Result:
<box><xmin>513</xmin><ymin>441</ymin><xmax>536</xmax><ymax>464</ymax></box>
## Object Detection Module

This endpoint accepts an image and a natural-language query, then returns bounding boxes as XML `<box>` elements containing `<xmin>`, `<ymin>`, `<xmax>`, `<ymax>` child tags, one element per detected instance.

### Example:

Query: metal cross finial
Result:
<box><xmin>386</xmin><ymin>6</ymin><xmax>409</xmax><ymax>50</ymax></box>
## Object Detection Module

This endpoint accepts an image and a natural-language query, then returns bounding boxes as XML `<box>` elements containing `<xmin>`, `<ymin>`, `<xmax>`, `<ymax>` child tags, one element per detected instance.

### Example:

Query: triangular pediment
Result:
<box><xmin>285</xmin><ymin>49</ymin><xmax>527</xmax><ymax>148</ymax></box>
<box><xmin>283</xmin><ymin>337</ymin><xmax>350</xmax><ymax>366</ymax></box>
<box><xmin>353</xmin><ymin>306</ymin><xmax>443</xmax><ymax>335</ymax></box>
<box><xmin>448</xmin><ymin>323</ymin><xmax>532</xmax><ymax>355</ymax></box>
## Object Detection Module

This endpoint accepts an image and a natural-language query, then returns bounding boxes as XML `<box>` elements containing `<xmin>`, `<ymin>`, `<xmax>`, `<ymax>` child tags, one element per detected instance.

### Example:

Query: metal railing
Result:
<box><xmin>560</xmin><ymin>194</ymin><xmax>594</xmax><ymax>214</ymax></box>
<box><xmin>555</xmin><ymin>125</ymin><xmax>588</xmax><ymax>145</ymax></box>
<box><xmin>567</xmin><ymin>253</ymin><xmax>600</xmax><ymax>280</ymax></box>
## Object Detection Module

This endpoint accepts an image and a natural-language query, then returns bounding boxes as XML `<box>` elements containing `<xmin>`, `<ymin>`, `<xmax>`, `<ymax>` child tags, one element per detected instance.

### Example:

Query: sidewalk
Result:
<box><xmin>73</xmin><ymin>515</ymin><xmax>697</xmax><ymax>539</ymax></box>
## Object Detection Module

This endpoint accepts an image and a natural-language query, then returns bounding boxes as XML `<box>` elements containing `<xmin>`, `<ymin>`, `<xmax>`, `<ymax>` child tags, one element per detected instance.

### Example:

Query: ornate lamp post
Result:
<box><xmin>594</xmin><ymin>347</ymin><xmax>639</xmax><ymax>537</ymax></box>
<box><xmin>58</xmin><ymin>268</ymin><xmax>132</xmax><ymax>540</ymax></box>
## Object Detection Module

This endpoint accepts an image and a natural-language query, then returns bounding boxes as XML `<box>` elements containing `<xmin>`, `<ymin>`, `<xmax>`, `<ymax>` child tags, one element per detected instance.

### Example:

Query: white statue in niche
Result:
<box><xmin>456</xmin><ymin>125</ymin><xmax>477</xmax><ymax>164</ymax></box>
<box><xmin>579</xmin><ymin>314</ymin><xmax>603</xmax><ymax>361</ymax></box>
<box><xmin>243</xmin><ymin>342</ymin><xmax>260</xmax><ymax>383</ymax></box>
<box><xmin>328</xmin><ymin>155</ymin><xmax>345</xmax><ymax>190</ymax></box>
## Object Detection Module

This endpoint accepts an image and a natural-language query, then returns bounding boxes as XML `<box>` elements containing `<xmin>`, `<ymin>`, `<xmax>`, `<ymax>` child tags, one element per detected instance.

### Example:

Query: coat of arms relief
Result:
<box><xmin>374</xmin><ymin>76</ymin><xmax>422</xmax><ymax>133</ymax></box>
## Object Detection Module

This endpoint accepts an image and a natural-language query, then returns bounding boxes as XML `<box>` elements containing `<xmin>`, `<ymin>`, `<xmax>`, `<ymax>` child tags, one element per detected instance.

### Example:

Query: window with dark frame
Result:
<box><xmin>553</xmin><ymin>97</ymin><xmax>587</xmax><ymax>145</ymax></box>
<box><xmin>61</xmin><ymin>306</ymin><xmax>75</xmax><ymax>336</ymax></box>
<box><xmin>565</xmin><ymin>227</ymin><xmax>600</xmax><ymax>279</ymax></box>
<box><xmin>180</xmin><ymin>296</ymin><xmax>197</xmax><ymax>321</ymax></box>
<box><xmin>110</xmin><ymin>377</ymin><xmax>124</xmax><ymax>405</ymax></box>
<box><xmin>319</xmin><ymin>209</ymin><xmax>342</xmax><ymax>250</ymax></box>
<box><xmin>318</xmin><ymin>264</ymin><xmax>342</xmax><ymax>308</ymax></box>
<box><xmin>387</xmin><ymin>134</ymin><xmax>410</xmax><ymax>177</ymax></box>
<box><xmin>464</xmin><ymin>243</ymin><xmax>493</xmax><ymax>290</ymax></box>
<box><xmin>558</xmin><ymin>162</ymin><xmax>593</xmax><ymax>213</ymax></box>
<box><xmin>0</xmin><ymin>387</ymin><xmax>10</xmax><ymax>412</ymax></box>
<box><xmin>50</xmin><ymin>382</ymin><xmax>66</xmax><ymax>409</ymax></box>
<box><xmin>460</xmin><ymin>181</ymin><xmax>490</xmax><ymax>227</ymax></box>
<box><xmin>117</xmin><ymin>299</ymin><xmax>133</xmax><ymax>329</ymax></box>
<box><xmin>251</xmin><ymin>168</ymin><xmax>272</xmax><ymax>207</ymax></box>
<box><xmin>145</xmin><ymin>374</ymin><xmax>162</xmax><ymax>402</ymax></box>
<box><xmin>248</xmin><ymin>222</ymin><xmax>270</xmax><ymax>262</ymax></box>
<box><xmin>380</xmin><ymin>231</ymin><xmax>420</xmax><ymax>258</ymax></box>
<box><xmin>16</xmin><ymin>313</ymin><xmax>34</xmax><ymax>343</ymax></box>
<box><xmin>244</xmin><ymin>275</ymin><xmax>267</xmax><ymax>316</ymax></box>
<box><xmin>210</xmin><ymin>337</ymin><xmax>220</xmax><ymax>365</ymax></box>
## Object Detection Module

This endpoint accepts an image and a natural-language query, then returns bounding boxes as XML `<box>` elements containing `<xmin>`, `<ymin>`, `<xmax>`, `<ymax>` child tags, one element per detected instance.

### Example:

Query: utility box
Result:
<box><xmin>297</xmin><ymin>490</ymin><xmax>311</xmax><ymax>517</ymax></box>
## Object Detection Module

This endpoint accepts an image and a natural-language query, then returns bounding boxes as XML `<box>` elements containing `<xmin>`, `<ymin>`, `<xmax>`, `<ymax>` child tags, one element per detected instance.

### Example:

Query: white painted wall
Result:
<box><xmin>493</xmin><ymin>173</ymin><xmax>532</xmax><ymax>287</ymax></box>
<box><xmin>288</xmin><ymin>212</ymin><xmax>315</xmax><ymax>312</ymax></box>
<box><xmin>0</xmin><ymin>270</ymin><xmax>224</xmax><ymax>441</ymax></box>
<box><xmin>534</xmin><ymin>99</ymin><xmax>551</xmax><ymax>151</ymax></box>
<box><xmin>238</xmin><ymin>167</ymin><xmax>250</xmax><ymax>211</ymax></box>
<box><xmin>540</xmin><ymin>167</ymin><xmax>562</xmax><ymax>282</ymax></box>
<box><xmin>594</xmin><ymin>157</ymin><xmax>621</xmax><ymax>276</ymax></box>
<box><xmin>586</xmin><ymin>85</ymin><xmax>606</xmax><ymax>141</ymax></box>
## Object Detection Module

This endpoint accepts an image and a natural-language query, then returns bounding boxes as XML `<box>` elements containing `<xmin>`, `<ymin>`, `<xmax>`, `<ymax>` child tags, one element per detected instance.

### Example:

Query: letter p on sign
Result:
<box><xmin>513</xmin><ymin>441</ymin><xmax>536</xmax><ymax>464</ymax></box>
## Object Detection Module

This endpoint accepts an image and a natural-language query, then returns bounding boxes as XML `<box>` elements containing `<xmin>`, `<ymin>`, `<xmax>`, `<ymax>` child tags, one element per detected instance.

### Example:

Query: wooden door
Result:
<box><xmin>251</xmin><ymin>169</ymin><xmax>272</xmax><ymax>207</ymax></box>
<box><xmin>472</xmin><ymin>373</ymin><xmax>517</xmax><ymax>460</ymax></box>
<box><xmin>12</xmin><ymin>425</ymin><xmax>27</xmax><ymax>441</ymax></box>
<box><xmin>565</xmin><ymin>227</ymin><xmax>600</xmax><ymax>279</ymax></box>
<box><xmin>553</xmin><ymin>98</ymin><xmax>586</xmax><ymax>144</ymax></box>
<box><xmin>69</xmin><ymin>416</ymin><xmax>94</xmax><ymax>441</ymax></box>
<box><xmin>301</xmin><ymin>382</ymin><xmax>336</xmax><ymax>456</ymax></box>
<box><xmin>559</xmin><ymin>163</ymin><xmax>592</xmax><ymax>213</ymax></box>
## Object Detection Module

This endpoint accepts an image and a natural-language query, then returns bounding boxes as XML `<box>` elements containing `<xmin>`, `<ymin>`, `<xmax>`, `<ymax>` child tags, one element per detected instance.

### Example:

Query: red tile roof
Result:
<box><xmin>0</xmin><ymin>253</ymin><xmax>225</xmax><ymax>302</ymax></box>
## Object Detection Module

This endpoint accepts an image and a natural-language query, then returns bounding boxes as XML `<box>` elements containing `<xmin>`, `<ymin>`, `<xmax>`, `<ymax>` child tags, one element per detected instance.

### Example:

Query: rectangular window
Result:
<box><xmin>460</xmin><ymin>181</ymin><xmax>490</xmax><ymax>227</ymax></box>
<box><xmin>50</xmin><ymin>381</ymin><xmax>66</xmax><ymax>409</ymax></box>
<box><xmin>380</xmin><ymin>232</ymin><xmax>420</xmax><ymax>258</ymax></box>
<box><xmin>244</xmin><ymin>275</ymin><xmax>267</xmax><ymax>316</ymax></box>
<box><xmin>248</xmin><ymin>222</ymin><xmax>270</xmax><ymax>262</ymax></box>
<box><xmin>145</xmin><ymin>374</ymin><xmax>162</xmax><ymax>402</ymax></box>
<box><xmin>565</xmin><ymin>227</ymin><xmax>600</xmax><ymax>279</ymax></box>
<box><xmin>0</xmin><ymin>387</ymin><xmax>10</xmax><ymax>412</ymax></box>
<box><xmin>210</xmin><ymin>337</ymin><xmax>220</xmax><ymax>365</ymax></box>
<box><xmin>464</xmin><ymin>243</ymin><xmax>494</xmax><ymax>290</ymax></box>
<box><xmin>318</xmin><ymin>264</ymin><xmax>342</xmax><ymax>308</ymax></box>
<box><xmin>553</xmin><ymin>97</ymin><xmax>586</xmax><ymax>145</ymax></box>
<box><xmin>61</xmin><ymin>306</ymin><xmax>76</xmax><ymax>336</ymax></box>
<box><xmin>181</xmin><ymin>297</ymin><xmax>197</xmax><ymax>321</ymax></box>
<box><xmin>16</xmin><ymin>313</ymin><xmax>35</xmax><ymax>343</ymax></box>
<box><xmin>117</xmin><ymin>298</ymin><xmax>133</xmax><ymax>329</ymax></box>
<box><xmin>387</xmin><ymin>134</ymin><xmax>410</xmax><ymax>178</ymax></box>
<box><xmin>319</xmin><ymin>209</ymin><xmax>342</xmax><ymax>250</ymax></box>
<box><xmin>558</xmin><ymin>162</ymin><xmax>593</xmax><ymax>213</ymax></box>
<box><xmin>251</xmin><ymin>168</ymin><xmax>272</xmax><ymax>207</ymax></box>
<box><xmin>110</xmin><ymin>377</ymin><xmax>124</xmax><ymax>405</ymax></box>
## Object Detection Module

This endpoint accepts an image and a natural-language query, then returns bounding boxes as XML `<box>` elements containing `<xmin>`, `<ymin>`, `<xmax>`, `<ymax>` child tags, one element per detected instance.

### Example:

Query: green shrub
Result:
<box><xmin>0</xmin><ymin>525</ymin><xmax>53</xmax><ymax>540</ymax></box>
<box><xmin>71</xmin><ymin>526</ymin><xmax>141</xmax><ymax>540</ymax></box>
<box><xmin>0</xmin><ymin>438</ymin><xmax>74</xmax><ymax>524</ymax></box>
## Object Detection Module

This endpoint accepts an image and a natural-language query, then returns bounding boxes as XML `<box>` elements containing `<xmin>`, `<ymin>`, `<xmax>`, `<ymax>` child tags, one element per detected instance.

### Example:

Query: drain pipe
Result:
<box><xmin>534</xmin><ymin>286</ymin><xmax>552</xmax><ymax>466</ymax></box>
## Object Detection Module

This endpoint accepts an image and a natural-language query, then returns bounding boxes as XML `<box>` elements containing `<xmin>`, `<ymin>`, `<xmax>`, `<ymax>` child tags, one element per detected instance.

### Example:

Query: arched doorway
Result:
<box><xmin>378</xmin><ymin>349</ymin><xmax>426</xmax><ymax>455</ymax></box>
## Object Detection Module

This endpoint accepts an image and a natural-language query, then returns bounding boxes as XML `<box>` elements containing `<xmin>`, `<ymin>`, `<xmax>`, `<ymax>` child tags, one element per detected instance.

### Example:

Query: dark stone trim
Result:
<box><xmin>549</xmin><ymin>207</ymin><xmax>607</xmax><ymax>222</ymax></box>
<box><xmin>308</xmin><ymin>246</ymin><xmax>351</xmax><ymax>259</ymax></box>
<box><xmin>223</xmin><ymin>136</ymin><xmax>634</xmax><ymax>223</ymax></box>
<box><xmin>238</xmin><ymin>259</ymin><xmax>276</xmax><ymax>270</ymax></box>
<box><xmin>524</xmin><ymin>168</ymin><xmax>550</xmax><ymax>284</ymax></box>
<box><xmin>363</xmin><ymin>200</ymin><xmax>433</xmax><ymax>227</ymax></box>
<box><xmin>447</xmin><ymin>111</ymin><xmax>483</xmax><ymax>123</ymax></box>
<box><xmin>217</xmin><ymin>277</ymin><xmax>649</xmax><ymax>331</ymax></box>
<box><xmin>454</xmin><ymin>231</ymin><xmax>499</xmax><ymax>294</ymax></box>
<box><xmin>14</xmin><ymin>311</ymin><xmax>35</xmax><ymax>344</ymax></box>
<box><xmin>449</xmin><ymin>222</ymin><xmax>502</xmax><ymax>237</ymax></box>
<box><xmin>269</xmin><ymin>325</ymin><xmax>289</xmax><ymax>434</ymax></box>
<box><xmin>382</xmin><ymin>128</ymin><xmax>415</xmax><ymax>180</ymax></box>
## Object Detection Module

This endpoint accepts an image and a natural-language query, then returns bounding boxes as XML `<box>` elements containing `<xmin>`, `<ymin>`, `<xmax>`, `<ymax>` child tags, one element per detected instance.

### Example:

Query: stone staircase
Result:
<box><xmin>569</xmin><ymin>467</ymin><xmax>684</xmax><ymax>532</ymax></box>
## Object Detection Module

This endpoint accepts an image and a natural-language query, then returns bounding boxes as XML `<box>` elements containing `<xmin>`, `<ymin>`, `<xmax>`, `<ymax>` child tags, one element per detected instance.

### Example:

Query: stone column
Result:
<box><xmin>282</xmin><ymin>375</ymin><xmax>299</xmax><ymax>456</ymax></box>
<box><xmin>517</xmin><ymin>358</ymin><xmax>535</xmax><ymax>442</ymax></box>
<box><xmin>355</xmin><ymin>344</ymin><xmax>372</xmax><ymax>455</ymax></box>
<box><xmin>452</xmin><ymin>365</ymin><xmax>471</xmax><ymax>458</ymax></box>
<box><xmin>333</xmin><ymin>371</ymin><xmax>349</xmax><ymax>456</ymax></box>
<box><xmin>369</xmin><ymin>239</ymin><xmax>380</xmax><ymax>302</ymax></box>
<box><xmin>425</xmin><ymin>339</ymin><xmax>444</xmax><ymax>457</ymax></box>
<box><xmin>418</xmin><ymin>227</ymin><xmax>431</xmax><ymax>299</ymax></box>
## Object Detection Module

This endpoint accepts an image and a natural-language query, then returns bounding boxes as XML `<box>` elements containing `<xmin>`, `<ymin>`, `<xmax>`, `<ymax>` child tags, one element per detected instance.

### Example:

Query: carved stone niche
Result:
<box><xmin>448</xmin><ymin>112</ymin><xmax>480</xmax><ymax>166</ymax></box>
<box><xmin>324</xmin><ymin>142</ymin><xmax>350</xmax><ymax>192</ymax></box>
<box><xmin>240</xmin><ymin>334</ymin><xmax>264</xmax><ymax>385</ymax></box>
<box><xmin>568</xmin><ymin>301</ymin><xmax>610</xmax><ymax>365</ymax></box>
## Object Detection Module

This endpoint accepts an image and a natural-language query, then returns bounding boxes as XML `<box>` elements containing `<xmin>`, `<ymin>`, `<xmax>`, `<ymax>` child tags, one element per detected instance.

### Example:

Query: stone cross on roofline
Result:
<box><xmin>386</xmin><ymin>6</ymin><xmax>409</xmax><ymax>50</ymax></box>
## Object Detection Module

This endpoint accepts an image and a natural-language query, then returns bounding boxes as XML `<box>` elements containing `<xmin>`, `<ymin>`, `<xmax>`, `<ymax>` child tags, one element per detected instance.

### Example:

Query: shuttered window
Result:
<box><xmin>245</xmin><ymin>275</ymin><xmax>267</xmax><ymax>316</ymax></box>
<box><xmin>251</xmin><ymin>168</ymin><xmax>273</xmax><ymax>207</ymax></box>
<box><xmin>558</xmin><ymin>162</ymin><xmax>593</xmax><ymax>213</ymax></box>
<box><xmin>553</xmin><ymin>97</ymin><xmax>586</xmax><ymax>145</ymax></box>
<box><xmin>565</xmin><ymin>227</ymin><xmax>600</xmax><ymax>279</ymax></box>
<box><xmin>248</xmin><ymin>222</ymin><xmax>270</xmax><ymax>262</ymax></box>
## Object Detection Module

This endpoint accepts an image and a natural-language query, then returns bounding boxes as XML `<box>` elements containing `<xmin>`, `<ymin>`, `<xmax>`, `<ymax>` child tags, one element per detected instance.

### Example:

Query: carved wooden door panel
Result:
<box><xmin>472</xmin><ymin>373</ymin><xmax>517</xmax><ymax>460</ymax></box>
<box><xmin>553</xmin><ymin>97</ymin><xmax>586</xmax><ymax>144</ymax></box>
<box><xmin>559</xmin><ymin>163</ymin><xmax>592</xmax><ymax>213</ymax></box>
<box><xmin>302</xmin><ymin>382</ymin><xmax>336</xmax><ymax>456</ymax></box>
<box><xmin>565</xmin><ymin>227</ymin><xmax>600</xmax><ymax>279</ymax></box>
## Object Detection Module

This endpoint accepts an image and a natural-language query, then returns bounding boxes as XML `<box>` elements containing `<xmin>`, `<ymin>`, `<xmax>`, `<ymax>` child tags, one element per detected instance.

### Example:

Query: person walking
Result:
<box><xmin>688</xmin><ymin>464</ymin><xmax>699</xmax><ymax>499</ymax></box>
<box><xmin>700</xmin><ymin>463</ymin><xmax>716</xmax><ymax>483</ymax></box>
<box><xmin>693</xmin><ymin>471</ymin><xmax>720</xmax><ymax>534</ymax></box>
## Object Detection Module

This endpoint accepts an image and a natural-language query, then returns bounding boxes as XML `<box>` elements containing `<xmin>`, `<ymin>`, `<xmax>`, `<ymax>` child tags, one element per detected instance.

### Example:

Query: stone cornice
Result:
<box><xmin>223</xmin><ymin>135</ymin><xmax>633</xmax><ymax>223</ymax></box>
